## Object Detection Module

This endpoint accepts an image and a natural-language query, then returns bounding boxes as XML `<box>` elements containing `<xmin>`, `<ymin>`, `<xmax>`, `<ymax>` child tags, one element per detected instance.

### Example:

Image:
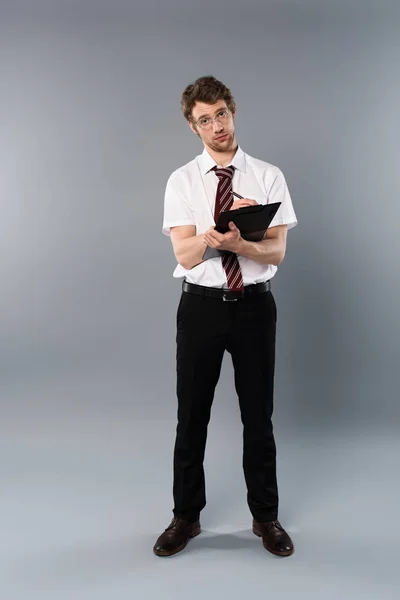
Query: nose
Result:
<box><xmin>213</xmin><ymin>119</ymin><xmax>223</xmax><ymax>133</ymax></box>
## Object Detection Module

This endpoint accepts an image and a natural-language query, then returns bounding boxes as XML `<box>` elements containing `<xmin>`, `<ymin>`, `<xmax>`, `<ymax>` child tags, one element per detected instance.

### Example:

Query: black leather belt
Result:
<box><xmin>182</xmin><ymin>280</ymin><xmax>271</xmax><ymax>301</ymax></box>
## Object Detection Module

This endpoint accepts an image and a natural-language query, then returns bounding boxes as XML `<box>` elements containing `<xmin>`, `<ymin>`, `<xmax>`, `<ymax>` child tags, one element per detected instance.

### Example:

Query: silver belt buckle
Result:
<box><xmin>223</xmin><ymin>292</ymin><xmax>238</xmax><ymax>302</ymax></box>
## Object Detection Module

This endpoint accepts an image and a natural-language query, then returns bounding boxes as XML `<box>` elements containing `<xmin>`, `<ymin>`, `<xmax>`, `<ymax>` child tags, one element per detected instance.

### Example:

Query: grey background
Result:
<box><xmin>1</xmin><ymin>0</ymin><xmax>399</xmax><ymax>598</ymax></box>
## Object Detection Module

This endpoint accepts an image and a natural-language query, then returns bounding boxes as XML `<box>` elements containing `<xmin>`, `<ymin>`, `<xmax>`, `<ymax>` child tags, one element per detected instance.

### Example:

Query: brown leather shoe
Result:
<box><xmin>153</xmin><ymin>517</ymin><xmax>201</xmax><ymax>557</ymax></box>
<box><xmin>253</xmin><ymin>519</ymin><xmax>294</xmax><ymax>556</ymax></box>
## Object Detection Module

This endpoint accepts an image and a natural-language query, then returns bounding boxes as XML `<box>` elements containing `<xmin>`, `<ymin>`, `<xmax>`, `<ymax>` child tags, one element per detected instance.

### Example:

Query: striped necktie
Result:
<box><xmin>212</xmin><ymin>165</ymin><xmax>244</xmax><ymax>291</ymax></box>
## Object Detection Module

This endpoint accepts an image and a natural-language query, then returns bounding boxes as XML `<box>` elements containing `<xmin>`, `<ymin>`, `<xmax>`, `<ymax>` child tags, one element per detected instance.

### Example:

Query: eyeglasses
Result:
<box><xmin>192</xmin><ymin>109</ymin><xmax>231</xmax><ymax>130</ymax></box>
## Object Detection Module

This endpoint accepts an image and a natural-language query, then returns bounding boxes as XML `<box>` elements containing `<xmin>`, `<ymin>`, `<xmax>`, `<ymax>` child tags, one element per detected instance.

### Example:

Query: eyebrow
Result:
<box><xmin>196</xmin><ymin>107</ymin><xmax>225</xmax><ymax>120</ymax></box>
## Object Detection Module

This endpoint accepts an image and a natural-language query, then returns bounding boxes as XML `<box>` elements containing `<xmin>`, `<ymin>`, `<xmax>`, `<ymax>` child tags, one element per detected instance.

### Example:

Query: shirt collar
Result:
<box><xmin>199</xmin><ymin>145</ymin><xmax>247</xmax><ymax>175</ymax></box>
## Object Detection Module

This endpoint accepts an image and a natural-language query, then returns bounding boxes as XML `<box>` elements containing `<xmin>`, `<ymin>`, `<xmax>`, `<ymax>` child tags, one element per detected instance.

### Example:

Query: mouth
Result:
<box><xmin>215</xmin><ymin>134</ymin><xmax>228</xmax><ymax>141</ymax></box>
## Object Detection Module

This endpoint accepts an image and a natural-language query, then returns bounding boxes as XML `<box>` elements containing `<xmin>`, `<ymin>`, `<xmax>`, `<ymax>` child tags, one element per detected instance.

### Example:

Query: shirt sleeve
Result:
<box><xmin>162</xmin><ymin>172</ymin><xmax>196</xmax><ymax>236</ymax></box>
<box><xmin>266</xmin><ymin>168</ymin><xmax>298</xmax><ymax>230</ymax></box>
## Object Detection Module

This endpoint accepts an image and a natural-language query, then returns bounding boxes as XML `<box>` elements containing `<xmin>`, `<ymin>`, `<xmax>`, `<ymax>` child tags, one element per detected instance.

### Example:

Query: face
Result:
<box><xmin>188</xmin><ymin>100</ymin><xmax>236</xmax><ymax>153</ymax></box>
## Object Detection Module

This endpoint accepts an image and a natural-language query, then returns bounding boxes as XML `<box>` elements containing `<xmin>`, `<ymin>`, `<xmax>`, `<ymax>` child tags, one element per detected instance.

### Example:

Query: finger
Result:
<box><xmin>205</xmin><ymin>231</ymin><xmax>222</xmax><ymax>246</ymax></box>
<box><xmin>209</xmin><ymin>229</ymin><xmax>225</xmax><ymax>243</ymax></box>
<box><xmin>205</xmin><ymin>233</ymin><xmax>214</xmax><ymax>245</ymax></box>
<box><xmin>228</xmin><ymin>222</ymin><xmax>240</xmax><ymax>233</ymax></box>
<box><xmin>230</xmin><ymin>201</ymin><xmax>251</xmax><ymax>210</ymax></box>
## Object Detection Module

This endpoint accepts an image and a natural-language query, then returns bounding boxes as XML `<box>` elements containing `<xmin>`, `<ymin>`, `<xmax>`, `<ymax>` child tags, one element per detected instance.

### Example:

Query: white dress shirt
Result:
<box><xmin>162</xmin><ymin>145</ymin><xmax>298</xmax><ymax>288</ymax></box>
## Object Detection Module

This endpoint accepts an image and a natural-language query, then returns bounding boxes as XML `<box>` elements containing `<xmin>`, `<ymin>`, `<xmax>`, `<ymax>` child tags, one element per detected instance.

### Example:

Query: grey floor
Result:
<box><xmin>2</xmin><ymin>365</ymin><xmax>399</xmax><ymax>600</ymax></box>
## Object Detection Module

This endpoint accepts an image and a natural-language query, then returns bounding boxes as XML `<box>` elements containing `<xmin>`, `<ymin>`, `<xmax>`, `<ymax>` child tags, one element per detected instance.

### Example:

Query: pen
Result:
<box><xmin>232</xmin><ymin>191</ymin><xmax>244</xmax><ymax>199</ymax></box>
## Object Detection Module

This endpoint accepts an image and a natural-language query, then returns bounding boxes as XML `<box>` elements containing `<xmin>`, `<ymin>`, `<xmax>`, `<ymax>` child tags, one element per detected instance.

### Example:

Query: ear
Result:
<box><xmin>188</xmin><ymin>120</ymin><xmax>198</xmax><ymax>135</ymax></box>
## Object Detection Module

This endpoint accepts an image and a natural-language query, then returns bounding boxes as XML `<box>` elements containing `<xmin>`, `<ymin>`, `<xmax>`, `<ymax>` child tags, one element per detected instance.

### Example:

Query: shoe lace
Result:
<box><xmin>263</xmin><ymin>520</ymin><xmax>285</xmax><ymax>533</ymax></box>
<box><xmin>165</xmin><ymin>517</ymin><xmax>185</xmax><ymax>531</ymax></box>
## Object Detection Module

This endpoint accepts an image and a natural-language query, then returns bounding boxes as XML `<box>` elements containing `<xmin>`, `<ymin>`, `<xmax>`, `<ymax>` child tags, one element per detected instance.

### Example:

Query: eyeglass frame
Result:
<box><xmin>190</xmin><ymin>108</ymin><xmax>233</xmax><ymax>130</ymax></box>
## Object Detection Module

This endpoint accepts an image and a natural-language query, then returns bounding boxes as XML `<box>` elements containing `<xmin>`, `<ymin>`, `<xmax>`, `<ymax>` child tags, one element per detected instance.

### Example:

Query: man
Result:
<box><xmin>154</xmin><ymin>75</ymin><xmax>298</xmax><ymax>558</ymax></box>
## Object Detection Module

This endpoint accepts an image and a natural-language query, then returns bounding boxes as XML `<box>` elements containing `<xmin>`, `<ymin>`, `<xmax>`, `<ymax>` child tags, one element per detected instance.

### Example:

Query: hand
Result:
<box><xmin>230</xmin><ymin>198</ymin><xmax>259</xmax><ymax>210</ymax></box>
<box><xmin>204</xmin><ymin>222</ymin><xmax>242</xmax><ymax>253</ymax></box>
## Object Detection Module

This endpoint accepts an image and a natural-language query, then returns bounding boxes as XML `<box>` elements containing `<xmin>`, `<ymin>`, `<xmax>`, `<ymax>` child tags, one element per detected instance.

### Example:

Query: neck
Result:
<box><xmin>205</xmin><ymin>140</ymin><xmax>239</xmax><ymax>167</ymax></box>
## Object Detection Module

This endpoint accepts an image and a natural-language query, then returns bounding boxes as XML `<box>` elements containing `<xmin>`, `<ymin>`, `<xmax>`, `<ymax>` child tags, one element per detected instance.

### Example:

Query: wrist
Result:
<box><xmin>235</xmin><ymin>237</ymin><xmax>247</xmax><ymax>255</ymax></box>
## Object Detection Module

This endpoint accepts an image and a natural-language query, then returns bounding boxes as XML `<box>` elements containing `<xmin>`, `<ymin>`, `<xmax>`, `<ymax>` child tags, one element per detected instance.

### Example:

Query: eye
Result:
<box><xmin>200</xmin><ymin>118</ymin><xmax>209</xmax><ymax>125</ymax></box>
<box><xmin>219</xmin><ymin>110</ymin><xmax>228</xmax><ymax>117</ymax></box>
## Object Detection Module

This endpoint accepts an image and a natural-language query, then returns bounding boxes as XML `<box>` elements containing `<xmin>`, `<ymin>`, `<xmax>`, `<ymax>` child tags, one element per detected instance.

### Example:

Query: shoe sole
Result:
<box><xmin>252</xmin><ymin>526</ymin><xmax>294</xmax><ymax>557</ymax></box>
<box><xmin>153</xmin><ymin>525</ymin><xmax>201</xmax><ymax>557</ymax></box>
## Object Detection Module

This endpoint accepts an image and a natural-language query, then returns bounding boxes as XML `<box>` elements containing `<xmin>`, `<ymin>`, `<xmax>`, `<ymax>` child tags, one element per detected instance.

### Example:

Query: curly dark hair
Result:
<box><xmin>181</xmin><ymin>75</ymin><xmax>236</xmax><ymax>122</ymax></box>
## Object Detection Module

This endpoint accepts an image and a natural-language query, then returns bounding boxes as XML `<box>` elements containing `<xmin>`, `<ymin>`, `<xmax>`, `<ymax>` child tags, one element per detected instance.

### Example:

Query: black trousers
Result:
<box><xmin>172</xmin><ymin>283</ymin><xmax>279</xmax><ymax>523</ymax></box>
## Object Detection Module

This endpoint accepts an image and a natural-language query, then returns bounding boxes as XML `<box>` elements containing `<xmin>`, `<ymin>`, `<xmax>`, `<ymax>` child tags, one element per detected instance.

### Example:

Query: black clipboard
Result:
<box><xmin>202</xmin><ymin>202</ymin><xmax>281</xmax><ymax>261</ymax></box>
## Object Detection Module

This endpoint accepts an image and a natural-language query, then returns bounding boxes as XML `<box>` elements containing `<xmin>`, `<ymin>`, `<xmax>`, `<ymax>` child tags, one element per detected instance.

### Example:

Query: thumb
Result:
<box><xmin>229</xmin><ymin>221</ymin><xmax>237</xmax><ymax>230</ymax></box>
